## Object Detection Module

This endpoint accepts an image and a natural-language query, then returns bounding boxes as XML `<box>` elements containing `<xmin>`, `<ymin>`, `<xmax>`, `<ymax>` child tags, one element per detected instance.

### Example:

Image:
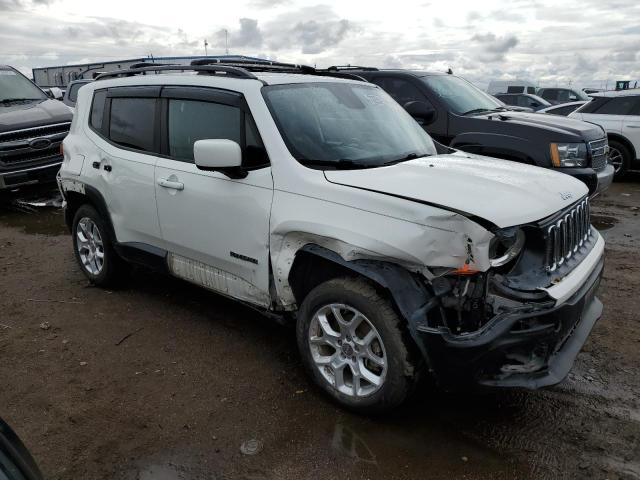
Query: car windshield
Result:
<box><xmin>0</xmin><ymin>68</ymin><xmax>47</xmax><ymax>102</ymax></box>
<box><xmin>262</xmin><ymin>82</ymin><xmax>437</xmax><ymax>169</ymax></box>
<box><xmin>421</xmin><ymin>75</ymin><xmax>504</xmax><ymax>115</ymax></box>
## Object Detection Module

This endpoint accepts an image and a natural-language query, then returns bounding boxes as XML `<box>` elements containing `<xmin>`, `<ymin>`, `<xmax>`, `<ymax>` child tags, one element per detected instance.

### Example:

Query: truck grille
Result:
<box><xmin>0</xmin><ymin>122</ymin><xmax>70</xmax><ymax>171</ymax></box>
<box><xmin>589</xmin><ymin>138</ymin><xmax>608</xmax><ymax>171</ymax></box>
<box><xmin>545</xmin><ymin>198</ymin><xmax>591</xmax><ymax>272</ymax></box>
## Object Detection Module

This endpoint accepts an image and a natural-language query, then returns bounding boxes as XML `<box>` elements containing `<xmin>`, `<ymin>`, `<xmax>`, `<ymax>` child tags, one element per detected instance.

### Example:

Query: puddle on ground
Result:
<box><xmin>591</xmin><ymin>214</ymin><xmax>618</xmax><ymax>231</ymax></box>
<box><xmin>0</xmin><ymin>189</ymin><xmax>67</xmax><ymax>236</ymax></box>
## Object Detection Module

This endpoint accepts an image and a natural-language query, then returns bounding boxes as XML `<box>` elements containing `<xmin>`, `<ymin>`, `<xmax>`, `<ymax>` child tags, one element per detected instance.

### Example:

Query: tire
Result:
<box><xmin>72</xmin><ymin>204</ymin><xmax>127</xmax><ymax>287</ymax></box>
<box><xmin>608</xmin><ymin>139</ymin><xmax>631</xmax><ymax>178</ymax></box>
<box><xmin>296</xmin><ymin>277</ymin><xmax>421</xmax><ymax>413</ymax></box>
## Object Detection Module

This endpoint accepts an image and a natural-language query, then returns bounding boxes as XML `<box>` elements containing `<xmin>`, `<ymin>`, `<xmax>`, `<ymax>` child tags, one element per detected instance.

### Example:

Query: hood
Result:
<box><xmin>0</xmin><ymin>99</ymin><xmax>73</xmax><ymax>133</ymax></box>
<box><xmin>324</xmin><ymin>151</ymin><xmax>588</xmax><ymax>229</ymax></box>
<box><xmin>462</xmin><ymin>110</ymin><xmax>605</xmax><ymax>142</ymax></box>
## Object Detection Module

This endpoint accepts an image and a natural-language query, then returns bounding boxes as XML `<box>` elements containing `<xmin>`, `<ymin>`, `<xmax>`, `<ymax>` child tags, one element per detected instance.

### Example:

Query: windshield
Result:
<box><xmin>0</xmin><ymin>68</ymin><xmax>47</xmax><ymax>102</ymax></box>
<box><xmin>422</xmin><ymin>75</ymin><xmax>503</xmax><ymax>115</ymax></box>
<box><xmin>262</xmin><ymin>82</ymin><xmax>437</xmax><ymax>169</ymax></box>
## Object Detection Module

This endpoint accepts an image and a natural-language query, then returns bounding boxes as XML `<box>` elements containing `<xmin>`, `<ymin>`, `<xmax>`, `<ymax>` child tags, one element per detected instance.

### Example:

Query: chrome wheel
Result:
<box><xmin>308</xmin><ymin>304</ymin><xmax>387</xmax><ymax>398</ymax></box>
<box><xmin>76</xmin><ymin>217</ymin><xmax>105</xmax><ymax>275</ymax></box>
<box><xmin>609</xmin><ymin>147</ymin><xmax>624</xmax><ymax>174</ymax></box>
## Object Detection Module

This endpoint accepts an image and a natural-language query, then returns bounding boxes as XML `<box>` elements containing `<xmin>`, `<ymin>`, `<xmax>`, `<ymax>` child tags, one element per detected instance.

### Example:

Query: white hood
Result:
<box><xmin>324</xmin><ymin>152</ymin><xmax>588</xmax><ymax>228</ymax></box>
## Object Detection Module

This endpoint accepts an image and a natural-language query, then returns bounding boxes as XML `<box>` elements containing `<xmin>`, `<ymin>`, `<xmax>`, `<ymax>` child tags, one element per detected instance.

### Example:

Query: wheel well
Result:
<box><xmin>64</xmin><ymin>191</ymin><xmax>90</xmax><ymax>232</ymax></box>
<box><xmin>607</xmin><ymin>133</ymin><xmax>636</xmax><ymax>160</ymax></box>
<box><xmin>288</xmin><ymin>249</ymin><xmax>361</xmax><ymax>306</ymax></box>
<box><xmin>63</xmin><ymin>189</ymin><xmax>116</xmax><ymax>242</ymax></box>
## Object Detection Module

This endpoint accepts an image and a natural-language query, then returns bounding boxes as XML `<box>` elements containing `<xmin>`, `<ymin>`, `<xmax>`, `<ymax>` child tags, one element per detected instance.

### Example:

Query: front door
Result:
<box><xmin>154</xmin><ymin>87</ymin><xmax>274</xmax><ymax>307</ymax></box>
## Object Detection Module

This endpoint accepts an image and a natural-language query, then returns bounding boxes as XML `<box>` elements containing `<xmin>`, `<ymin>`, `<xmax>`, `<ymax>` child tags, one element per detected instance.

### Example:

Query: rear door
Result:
<box><xmin>154</xmin><ymin>86</ymin><xmax>273</xmax><ymax>306</ymax></box>
<box><xmin>85</xmin><ymin>86</ymin><xmax>163</xmax><ymax>247</ymax></box>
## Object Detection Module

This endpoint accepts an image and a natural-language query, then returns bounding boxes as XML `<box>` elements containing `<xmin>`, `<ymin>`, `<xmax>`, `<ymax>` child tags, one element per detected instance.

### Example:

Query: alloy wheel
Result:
<box><xmin>609</xmin><ymin>147</ymin><xmax>624</xmax><ymax>174</ymax></box>
<box><xmin>308</xmin><ymin>304</ymin><xmax>387</xmax><ymax>398</ymax></box>
<box><xmin>76</xmin><ymin>217</ymin><xmax>105</xmax><ymax>275</ymax></box>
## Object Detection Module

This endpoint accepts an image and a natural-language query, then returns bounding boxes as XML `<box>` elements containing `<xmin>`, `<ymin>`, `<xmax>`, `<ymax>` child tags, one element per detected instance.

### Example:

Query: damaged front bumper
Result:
<box><xmin>416</xmin><ymin>233</ymin><xmax>605</xmax><ymax>390</ymax></box>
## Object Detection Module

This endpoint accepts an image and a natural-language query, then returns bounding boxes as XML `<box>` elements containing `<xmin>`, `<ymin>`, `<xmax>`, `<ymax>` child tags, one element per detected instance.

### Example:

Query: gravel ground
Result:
<box><xmin>0</xmin><ymin>179</ymin><xmax>638</xmax><ymax>480</ymax></box>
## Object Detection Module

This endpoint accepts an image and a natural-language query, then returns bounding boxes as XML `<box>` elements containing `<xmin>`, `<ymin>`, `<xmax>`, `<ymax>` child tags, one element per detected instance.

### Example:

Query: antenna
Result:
<box><xmin>204</xmin><ymin>39</ymin><xmax>208</xmax><ymax>56</ymax></box>
<box><xmin>224</xmin><ymin>29</ymin><xmax>229</xmax><ymax>55</ymax></box>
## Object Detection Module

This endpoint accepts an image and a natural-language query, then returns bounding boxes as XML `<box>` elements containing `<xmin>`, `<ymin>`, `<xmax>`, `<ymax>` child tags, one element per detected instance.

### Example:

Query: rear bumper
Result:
<box><xmin>0</xmin><ymin>161</ymin><xmax>61</xmax><ymax>190</ymax></box>
<box><xmin>556</xmin><ymin>164</ymin><xmax>614</xmax><ymax>197</ymax></box>
<box><xmin>418</xmin><ymin>244</ymin><xmax>604</xmax><ymax>390</ymax></box>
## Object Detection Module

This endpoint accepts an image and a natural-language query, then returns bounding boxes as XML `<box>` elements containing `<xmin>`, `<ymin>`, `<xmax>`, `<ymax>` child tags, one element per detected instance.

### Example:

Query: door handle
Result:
<box><xmin>627</xmin><ymin>125</ymin><xmax>640</xmax><ymax>129</ymax></box>
<box><xmin>157</xmin><ymin>178</ymin><xmax>184</xmax><ymax>190</ymax></box>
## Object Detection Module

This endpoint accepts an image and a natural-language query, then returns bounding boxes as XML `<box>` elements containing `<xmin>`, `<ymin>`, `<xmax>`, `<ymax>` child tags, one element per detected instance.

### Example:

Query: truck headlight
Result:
<box><xmin>550</xmin><ymin>142</ymin><xmax>588</xmax><ymax>167</ymax></box>
<box><xmin>489</xmin><ymin>228</ymin><xmax>525</xmax><ymax>267</ymax></box>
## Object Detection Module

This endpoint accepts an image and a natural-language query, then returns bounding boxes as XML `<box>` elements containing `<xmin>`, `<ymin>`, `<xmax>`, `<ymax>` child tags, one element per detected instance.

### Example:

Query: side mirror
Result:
<box><xmin>404</xmin><ymin>101</ymin><xmax>436</xmax><ymax>125</ymax></box>
<box><xmin>193</xmin><ymin>139</ymin><xmax>246</xmax><ymax>179</ymax></box>
<box><xmin>44</xmin><ymin>87</ymin><xmax>63</xmax><ymax>100</ymax></box>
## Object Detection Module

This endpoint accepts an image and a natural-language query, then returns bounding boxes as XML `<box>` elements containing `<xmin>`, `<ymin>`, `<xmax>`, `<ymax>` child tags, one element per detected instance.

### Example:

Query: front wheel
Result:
<box><xmin>296</xmin><ymin>277</ymin><xmax>421</xmax><ymax>413</ymax></box>
<box><xmin>608</xmin><ymin>139</ymin><xmax>631</xmax><ymax>177</ymax></box>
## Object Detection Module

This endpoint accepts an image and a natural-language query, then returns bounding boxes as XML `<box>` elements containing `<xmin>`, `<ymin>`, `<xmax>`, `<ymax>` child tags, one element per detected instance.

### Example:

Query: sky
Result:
<box><xmin>1</xmin><ymin>0</ymin><xmax>639</xmax><ymax>89</ymax></box>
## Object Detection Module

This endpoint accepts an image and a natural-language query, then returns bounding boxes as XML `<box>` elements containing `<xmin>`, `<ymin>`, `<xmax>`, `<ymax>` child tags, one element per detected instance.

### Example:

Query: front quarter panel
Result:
<box><xmin>269</xmin><ymin>182</ymin><xmax>494</xmax><ymax>308</ymax></box>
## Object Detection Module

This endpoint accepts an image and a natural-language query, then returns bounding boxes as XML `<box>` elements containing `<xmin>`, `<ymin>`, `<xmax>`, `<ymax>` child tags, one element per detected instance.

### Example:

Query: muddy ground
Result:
<box><xmin>0</xmin><ymin>179</ymin><xmax>639</xmax><ymax>480</ymax></box>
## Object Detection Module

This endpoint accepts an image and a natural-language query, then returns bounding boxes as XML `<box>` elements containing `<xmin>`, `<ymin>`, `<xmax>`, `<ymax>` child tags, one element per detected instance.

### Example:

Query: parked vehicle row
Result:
<box><xmin>325</xmin><ymin>67</ymin><xmax>614</xmax><ymax>194</ymax></box>
<box><xmin>570</xmin><ymin>89</ymin><xmax>640</xmax><ymax>175</ymax></box>
<box><xmin>58</xmin><ymin>60</ymin><xmax>605</xmax><ymax>412</ymax></box>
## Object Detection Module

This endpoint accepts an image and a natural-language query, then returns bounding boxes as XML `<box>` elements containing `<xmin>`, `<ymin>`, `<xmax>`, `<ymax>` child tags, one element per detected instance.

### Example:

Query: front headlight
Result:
<box><xmin>550</xmin><ymin>142</ymin><xmax>588</xmax><ymax>167</ymax></box>
<box><xmin>489</xmin><ymin>228</ymin><xmax>525</xmax><ymax>267</ymax></box>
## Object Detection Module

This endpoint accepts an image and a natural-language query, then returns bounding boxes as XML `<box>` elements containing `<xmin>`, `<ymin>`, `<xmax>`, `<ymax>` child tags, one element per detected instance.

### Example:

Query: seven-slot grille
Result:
<box><xmin>546</xmin><ymin>198</ymin><xmax>591</xmax><ymax>272</ymax></box>
<box><xmin>0</xmin><ymin>122</ymin><xmax>70</xmax><ymax>171</ymax></box>
<box><xmin>589</xmin><ymin>138</ymin><xmax>608</xmax><ymax>171</ymax></box>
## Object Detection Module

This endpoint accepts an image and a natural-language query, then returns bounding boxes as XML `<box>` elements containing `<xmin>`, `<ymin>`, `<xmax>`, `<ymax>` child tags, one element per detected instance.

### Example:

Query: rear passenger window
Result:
<box><xmin>109</xmin><ymin>98</ymin><xmax>156</xmax><ymax>152</ymax></box>
<box><xmin>168</xmin><ymin>99</ymin><xmax>241</xmax><ymax>162</ymax></box>
<box><xmin>90</xmin><ymin>90</ymin><xmax>107</xmax><ymax>132</ymax></box>
<box><xmin>595</xmin><ymin>97</ymin><xmax>637</xmax><ymax>115</ymax></box>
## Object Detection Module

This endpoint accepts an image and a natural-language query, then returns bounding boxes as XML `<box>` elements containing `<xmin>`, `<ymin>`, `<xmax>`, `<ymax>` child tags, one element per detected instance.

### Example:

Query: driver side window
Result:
<box><xmin>372</xmin><ymin>77</ymin><xmax>430</xmax><ymax>108</ymax></box>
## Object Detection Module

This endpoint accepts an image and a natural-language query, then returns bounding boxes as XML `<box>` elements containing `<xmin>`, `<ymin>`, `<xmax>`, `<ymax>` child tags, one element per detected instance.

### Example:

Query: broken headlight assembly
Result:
<box><xmin>489</xmin><ymin>227</ymin><xmax>525</xmax><ymax>267</ymax></box>
<box><xmin>550</xmin><ymin>142</ymin><xmax>588</xmax><ymax>167</ymax></box>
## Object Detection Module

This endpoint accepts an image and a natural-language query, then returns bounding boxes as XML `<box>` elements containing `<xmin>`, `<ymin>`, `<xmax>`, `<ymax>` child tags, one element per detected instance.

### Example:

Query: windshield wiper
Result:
<box><xmin>301</xmin><ymin>159</ymin><xmax>375</xmax><ymax>170</ymax></box>
<box><xmin>461</xmin><ymin>108</ymin><xmax>494</xmax><ymax>116</ymax></box>
<box><xmin>382</xmin><ymin>152</ymin><xmax>430</xmax><ymax>166</ymax></box>
<box><xmin>0</xmin><ymin>98</ymin><xmax>42</xmax><ymax>105</ymax></box>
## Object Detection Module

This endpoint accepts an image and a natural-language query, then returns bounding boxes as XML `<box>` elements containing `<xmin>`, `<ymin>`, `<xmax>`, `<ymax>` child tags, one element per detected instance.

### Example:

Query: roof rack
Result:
<box><xmin>94</xmin><ymin>64</ymin><xmax>259</xmax><ymax>81</ymax></box>
<box><xmin>325</xmin><ymin>65</ymin><xmax>379</xmax><ymax>72</ymax></box>
<box><xmin>94</xmin><ymin>61</ymin><xmax>369</xmax><ymax>83</ymax></box>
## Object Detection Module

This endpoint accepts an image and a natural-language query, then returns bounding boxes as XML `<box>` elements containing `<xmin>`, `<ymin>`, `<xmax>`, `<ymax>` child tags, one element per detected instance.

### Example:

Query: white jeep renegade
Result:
<box><xmin>58</xmin><ymin>62</ymin><xmax>605</xmax><ymax>413</ymax></box>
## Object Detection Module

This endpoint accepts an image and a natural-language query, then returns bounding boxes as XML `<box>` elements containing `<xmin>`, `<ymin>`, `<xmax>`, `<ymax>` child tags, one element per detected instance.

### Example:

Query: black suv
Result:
<box><xmin>0</xmin><ymin>65</ymin><xmax>72</xmax><ymax>191</ymax></box>
<box><xmin>329</xmin><ymin>68</ymin><xmax>614</xmax><ymax>196</ymax></box>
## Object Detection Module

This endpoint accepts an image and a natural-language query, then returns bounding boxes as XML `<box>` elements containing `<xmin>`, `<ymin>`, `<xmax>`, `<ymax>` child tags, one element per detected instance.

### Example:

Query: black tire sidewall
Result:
<box><xmin>72</xmin><ymin>204</ymin><xmax>117</xmax><ymax>286</ymax></box>
<box><xmin>296</xmin><ymin>278</ymin><xmax>417</xmax><ymax>413</ymax></box>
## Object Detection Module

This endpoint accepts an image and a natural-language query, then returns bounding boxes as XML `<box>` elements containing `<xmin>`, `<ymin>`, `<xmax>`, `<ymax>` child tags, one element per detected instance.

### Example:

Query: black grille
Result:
<box><xmin>0</xmin><ymin>122</ymin><xmax>70</xmax><ymax>171</ymax></box>
<box><xmin>545</xmin><ymin>198</ymin><xmax>591</xmax><ymax>272</ymax></box>
<box><xmin>589</xmin><ymin>138</ymin><xmax>608</xmax><ymax>171</ymax></box>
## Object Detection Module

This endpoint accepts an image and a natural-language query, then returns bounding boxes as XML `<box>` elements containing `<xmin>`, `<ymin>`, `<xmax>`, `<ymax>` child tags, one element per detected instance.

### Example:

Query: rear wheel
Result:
<box><xmin>608</xmin><ymin>139</ymin><xmax>631</xmax><ymax>177</ymax></box>
<box><xmin>72</xmin><ymin>204</ymin><xmax>127</xmax><ymax>287</ymax></box>
<box><xmin>296</xmin><ymin>277</ymin><xmax>420</xmax><ymax>413</ymax></box>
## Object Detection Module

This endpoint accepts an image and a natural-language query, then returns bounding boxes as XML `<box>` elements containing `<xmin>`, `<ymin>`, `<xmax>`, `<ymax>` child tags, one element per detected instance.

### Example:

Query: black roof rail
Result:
<box><xmin>325</xmin><ymin>65</ymin><xmax>379</xmax><ymax>72</ymax></box>
<box><xmin>128</xmin><ymin>62</ymin><xmax>176</xmax><ymax>69</ymax></box>
<box><xmin>94</xmin><ymin>64</ymin><xmax>259</xmax><ymax>81</ymax></box>
<box><xmin>190</xmin><ymin>58</ymin><xmax>316</xmax><ymax>73</ymax></box>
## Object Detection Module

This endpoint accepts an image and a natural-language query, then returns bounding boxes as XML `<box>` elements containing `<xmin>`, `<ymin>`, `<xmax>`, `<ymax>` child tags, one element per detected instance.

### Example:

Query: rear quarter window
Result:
<box><xmin>89</xmin><ymin>90</ymin><xmax>107</xmax><ymax>132</ymax></box>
